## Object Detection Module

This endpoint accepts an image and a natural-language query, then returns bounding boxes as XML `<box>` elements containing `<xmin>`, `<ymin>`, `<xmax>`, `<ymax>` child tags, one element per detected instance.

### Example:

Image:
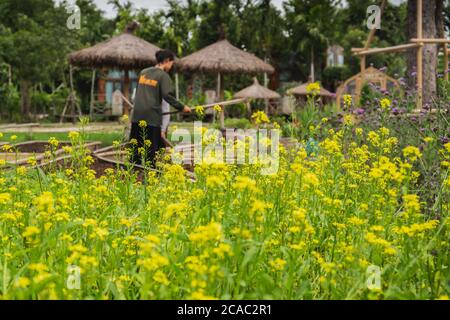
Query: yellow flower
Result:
<box><xmin>444</xmin><ymin>143</ymin><xmax>450</xmax><ymax>153</ymax></box>
<box><xmin>251</xmin><ymin>111</ymin><xmax>270</xmax><ymax>125</ymax></box>
<box><xmin>22</xmin><ymin>226</ymin><xmax>40</xmax><ymax>238</ymax></box>
<box><xmin>189</xmin><ymin>290</ymin><xmax>218</xmax><ymax>300</ymax></box>
<box><xmin>269</xmin><ymin>258</ymin><xmax>287</xmax><ymax>271</ymax></box>
<box><xmin>15</xmin><ymin>277</ymin><xmax>31</xmax><ymax>288</ymax></box>
<box><xmin>380</xmin><ymin>98</ymin><xmax>391</xmax><ymax>110</ymax></box>
<box><xmin>212</xmin><ymin>243</ymin><xmax>233</xmax><ymax>258</ymax></box>
<box><xmin>137</xmin><ymin>253</ymin><xmax>169</xmax><ymax>271</ymax></box>
<box><xmin>2</xmin><ymin>144</ymin><xmax>13</xmax><ymax>152</ymax></box>
<box><xmin>68</xmin><ymin>131</ymin><xmax>80</xmax><ymax>140</ymax></box>
<box><xmin>306</xmin><ymin>82</ymin><xmax>321</xmax><ymax>96</ymax></box>
<box><xmin>138</xmin><ymin>120</ymin><xmax>147</xmax><ymax>128</ymax></box>
<box><xmin>402</xmin><ymin>194</ymin><xmax>421</xmax><ymax>213</ymax></box>
<box><xmin>153</xmin><ymin>270</ymin><xmax>170</xmax><ymax>285</ymax></box>
<box><xmin>189</xmin><ymin>222</ymin><xmax>223</xmax><ymax>244</ymax></box>
<box><xmin>213</xmin><ymin>105</ymin><xmax>222</xmax><ymax>113</ymax></box>
<box><xmin>27</xmin><ymin>157</ymin><xmax>37</xmax><ymax>166</ymax></box>
<box><xmin>355</xmin><ymin>128</ymin><xmax>363</xmax><ymax>136</ymax></box>
<box><xmin>0</xmin><ymin>193</ymin><xmax>11</xmax><ymax>204</ymax></box>
<box><xmin>62</xmin><ymin>146</ymin><xmax>73</xmax><ymax>153</ymax></box>
<box><xmin>28</xmin><ymin>263</ymin><xmax>48</xmax><ymax>272</ymax></box>
<box><xmin>48</xmin><ymin>137</ymin><xmax>59</xmax><ymax>148</ymax></box>
<box><xmin>343</xmin><ymin>114</ymin><xmax>354</xmax><ymax>126</ymax></box>
<box><xmin>195</xmin><ymin>105</ymin><xmax>205</xmax><ymax>116</ymax></box>
<box><xmin>10</xmin><ymin>135</ymin><xmax>17</xmax><ymax>141</ymax></box>
<box><xmin>403</xmin><ymin>146</ymin><xmax>422</xmax><ymax>162</ymax></box>
<box><xmin>343</xmin><ymin>94</ymin><xmax>352</xmax><ymax>107</ymax></box>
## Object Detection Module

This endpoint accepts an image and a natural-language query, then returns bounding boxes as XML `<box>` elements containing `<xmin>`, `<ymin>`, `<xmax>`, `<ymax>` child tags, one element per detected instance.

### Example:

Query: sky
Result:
<box><xmin>60</xmin><ymin>1</ymin><xmax>407</xmax><ymax>18</ymax></box>
<box><xmin>93</xmin><ymin>0</ymin><xmax>289</xmax><ymax>18</ymax></box>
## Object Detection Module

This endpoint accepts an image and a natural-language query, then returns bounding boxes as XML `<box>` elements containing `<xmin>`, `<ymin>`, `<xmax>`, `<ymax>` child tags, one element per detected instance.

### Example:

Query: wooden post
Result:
<box><xmin>416</xmin><ymin>0</ymin><xmax>423</xmax><ymax>110</ymax></box>
<box><xmin>360</xmin><ymin>56</ymin><xmax>366</xmax><ymax>96</ymax></box>
<box><xmin>445</xmin><ymin>45</ymin><xmax>449</xmax><ymax>82</ymax></box>
<box><xmin>123</xmin><ymin>69</ymin><xmax>130</xmax><ymax>116</ymax></box>
<box><xmin>7</xmin><ymin>64</ymin><xmax>12</xmax><ymax>85</ymax></box>
<box><xmin>175</xmin><ymin>73</ymin><xmax>180</xmax><ymax>100</ymax></box>
<box><xmin>175</xmin><ymin>73</ymin><xmax>181</xmax><ymax>121</ymax></box>
<box><xmin>217</xmin><ymin>72</ymin><xmax>225</xmax><ymax>129</ymax></box>
<box><xmin>90</xmin><ymin>69</ymin><xmax>96</xmax><ymax>120</ymax></box>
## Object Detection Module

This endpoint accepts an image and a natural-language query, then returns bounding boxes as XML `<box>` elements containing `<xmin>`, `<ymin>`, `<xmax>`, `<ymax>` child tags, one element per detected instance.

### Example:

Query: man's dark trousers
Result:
<box><xmin>129</xmin><ymin>123</ymin><xmax>164</xmax><ymax>168</ymax></box>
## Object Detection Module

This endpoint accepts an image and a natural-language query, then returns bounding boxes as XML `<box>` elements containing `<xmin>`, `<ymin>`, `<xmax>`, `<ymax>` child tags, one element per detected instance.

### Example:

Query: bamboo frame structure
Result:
<box><xmin>352</xmin><ymin>0</ymin><xmax>449</xmax><ymax>110</ymax></box>
<box><xmin>416</xmin><ymin>0</ymin><xmax>423</xmax><ymax>110</ymax></box>
<box><xmin>445</xmin><ymin>45</ymin><xmax>449</xmax><ymax>81</ymax></box>
<box><xmin>60</xmin><ymin>65</ymin><xmax>82</xmax><ymax>124</ymax></box>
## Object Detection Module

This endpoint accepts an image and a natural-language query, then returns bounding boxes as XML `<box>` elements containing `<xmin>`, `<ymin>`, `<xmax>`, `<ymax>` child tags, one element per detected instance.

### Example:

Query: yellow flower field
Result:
<box><xmin>0</xmin><ymin>125</ymin><xmax>448</xmax><ymax>300</ymax></box>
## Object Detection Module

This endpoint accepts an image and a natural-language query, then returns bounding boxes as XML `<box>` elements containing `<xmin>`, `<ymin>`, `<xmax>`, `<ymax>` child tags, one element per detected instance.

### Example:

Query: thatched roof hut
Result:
<box><xmin>69</xmin><ymin>22</ymin><xmax>161</xmax><ymax>69</ymax></box>
<box><xmin>234</xmin><ymin>78</ymin><xmax>280</xmax><ymax>100</ymax></box>
<box><xmin>288</xmin><ymin>83</ymin><xmax>334</xmax><ymax>97</ymax></box>
<box><xmin>176</xmin><ymin>39</ymin><xmax>274</xmax><ymax>74</ymax></box>
<box><xmin>177</xmin><ymin>39</ymin><xmax>275</xmax><ymax>128</ymax></box>
<box><xmin>68</xmin><ymin>22</ymin><xmax>162</xmax><ymax>115</ymax></box>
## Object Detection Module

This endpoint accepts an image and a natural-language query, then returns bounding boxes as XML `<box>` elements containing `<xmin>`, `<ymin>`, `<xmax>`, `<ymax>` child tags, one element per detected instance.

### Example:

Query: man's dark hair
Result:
<box><xmin>155</xmin><ymin>50</ymin><xmax>175</xmax><ymax>64</ymax></box>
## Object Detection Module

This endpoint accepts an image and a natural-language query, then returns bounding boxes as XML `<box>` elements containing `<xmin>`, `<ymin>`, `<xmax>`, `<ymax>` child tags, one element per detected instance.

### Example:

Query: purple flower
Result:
<box><xmin>440</xmin><ymin>136</ymin><xmax>449</xmax><ymax>144</ymax></box>
<box><xmin>392</xmin><ymin>108</ymin><xmax>400</xmax><ymax>115</ymax></box>
<box><xmin>411</xmin><ymin>72</ymin><xmax>417</xmax><ymax>77</ymax></box>
<box><xmin>355</xmin><ymin>108</ymin><xmax>365</xmax><ymax>115</ymax></box>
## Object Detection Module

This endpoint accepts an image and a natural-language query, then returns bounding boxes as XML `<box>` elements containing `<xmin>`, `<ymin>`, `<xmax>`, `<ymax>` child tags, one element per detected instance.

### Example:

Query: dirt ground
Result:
<box><xmin>0</xmin><ymin>122</ymin><xmax>124</xmax><ymax>133</ymax></box>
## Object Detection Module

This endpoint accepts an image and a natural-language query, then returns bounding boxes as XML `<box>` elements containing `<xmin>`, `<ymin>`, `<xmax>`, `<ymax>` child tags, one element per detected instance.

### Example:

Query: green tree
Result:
<box><xmin>284</xmin><ymin>0</ymin><xmax>341</xmax><ymax>82</ymax></box>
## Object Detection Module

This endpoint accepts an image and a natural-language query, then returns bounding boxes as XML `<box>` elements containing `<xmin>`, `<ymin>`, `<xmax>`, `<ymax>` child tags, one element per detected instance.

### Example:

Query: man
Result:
<box><xmin>130</xmin><ymin>50</ymin><xmax>191</xmax><ymax>167</ymax></box>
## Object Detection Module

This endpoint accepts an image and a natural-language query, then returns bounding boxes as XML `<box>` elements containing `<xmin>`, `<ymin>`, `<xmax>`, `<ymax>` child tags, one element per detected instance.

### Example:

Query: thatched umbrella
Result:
<box><xmin>177</xmin><ymin>39</ymin><xmax>274</xmax><ymax>127</ymax></box>
<box><xmin>68</xmin><ymin>22</ymin><xmax>161</xmax><ymax>115</ymax></box>
<box><xmin>288</xmin><ymin>83</ymin><xmax>334</xmax><ymax>98</ymax></box>
<box><xmin>234</xmin><ymin>77</ymin><xmax>281</xmax><ymax>100</ymax></box>
<box><xmin>234</xmin><ymin>78</ymin><xmax>280</xmax><ymax>116</ymax></box>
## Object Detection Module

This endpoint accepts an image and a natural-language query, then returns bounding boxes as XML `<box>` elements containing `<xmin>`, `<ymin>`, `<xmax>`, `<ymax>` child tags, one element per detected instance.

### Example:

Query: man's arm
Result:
<box><xmin>161</xmin><ymin>73</ymin><xmax>186</xmax><ymax>112</ymax></box>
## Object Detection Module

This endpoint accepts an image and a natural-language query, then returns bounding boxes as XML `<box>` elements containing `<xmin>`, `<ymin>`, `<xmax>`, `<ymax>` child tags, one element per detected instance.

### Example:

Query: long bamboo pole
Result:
<box><xmin>410</xmin><ymin>38</ymin><xmax>450</xmax><ymax>44</ymax></box>
<box><xmin>355</xmin><ymin>43</ymin><xmax>421</xmax><ymax>56</ymax></box>
<box><xmin>416</xmin><ymin>0</ymin><xmax>423</xmax><ymax>110</ymax></box>
<box><xmin>162</xmin><ymin>98</ymin><xmax>248</xmax><ymax>116</ymax></box>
